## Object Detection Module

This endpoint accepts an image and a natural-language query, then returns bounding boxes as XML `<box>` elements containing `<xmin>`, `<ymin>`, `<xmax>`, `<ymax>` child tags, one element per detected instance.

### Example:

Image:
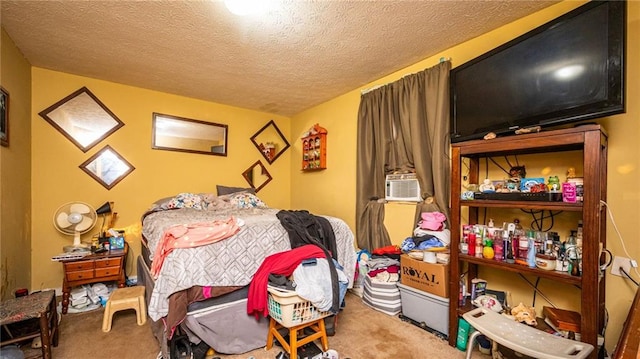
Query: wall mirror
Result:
<box><xmin>242</xmin><ymin>160</ymin><xmax>272</xmax><ymax>192</ymax></box>
<box><xmin>152</xmin><ymin>113</ymin><xmax>227</xmax><ymax>156</ymax></box>
<box><xmin>39</xmin><ymin>87</ymin><xmax>124</xmax><ymax>152</ymax></box>
<box><xmin>80</xmin><ymin>145</ymin><xmax>135</xmax><ymax>190</ymax></box>
<box><xmin>250</xmin><ymin>120</ymin><xmax>289</xmax><ymax>164</ymax></box>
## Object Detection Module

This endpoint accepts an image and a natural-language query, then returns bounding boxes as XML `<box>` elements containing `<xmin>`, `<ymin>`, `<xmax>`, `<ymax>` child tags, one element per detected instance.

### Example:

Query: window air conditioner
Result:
<box><xmin>385</xmin><ymin>174</ymin><xmax>422</xmax><ymax>202</ymax></box>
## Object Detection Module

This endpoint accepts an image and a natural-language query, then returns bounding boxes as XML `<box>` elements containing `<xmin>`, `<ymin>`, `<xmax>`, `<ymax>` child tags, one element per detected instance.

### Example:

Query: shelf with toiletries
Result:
<box><xmin>448</xmin><ymin>124</ymin><xmax>607</xmax><ymax>359</ymax></box>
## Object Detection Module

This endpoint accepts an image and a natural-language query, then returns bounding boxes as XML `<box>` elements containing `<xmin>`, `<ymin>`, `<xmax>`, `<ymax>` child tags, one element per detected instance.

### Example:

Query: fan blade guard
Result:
<box><xmin>70</xmin><ymin>203</ymin><xmax>91</xmax><ymax>214</ymax></box>
<box><xmin>55</xmin><ymin>212</ymin><xmax>73</xmax><ymax>229</ymax></box>
<box><xmin>75</xmin><ymin>215</ymin><xmax>95</xmax><ymax>232</ymax></box>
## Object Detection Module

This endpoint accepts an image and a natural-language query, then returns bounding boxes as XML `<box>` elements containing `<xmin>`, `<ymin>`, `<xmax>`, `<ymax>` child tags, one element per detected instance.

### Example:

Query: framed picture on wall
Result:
<box><xmin>0</xmin><ymin>87</ymin><xmax>8</xmax><ymax>147</ymax></box>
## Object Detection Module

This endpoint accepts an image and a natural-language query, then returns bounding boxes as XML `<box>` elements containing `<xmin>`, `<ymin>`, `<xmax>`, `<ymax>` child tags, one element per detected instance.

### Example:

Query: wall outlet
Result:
<box><xmin>611</xmin><ymin>256</ymin><xmax>632</xmax><ymax>277</ymax></box>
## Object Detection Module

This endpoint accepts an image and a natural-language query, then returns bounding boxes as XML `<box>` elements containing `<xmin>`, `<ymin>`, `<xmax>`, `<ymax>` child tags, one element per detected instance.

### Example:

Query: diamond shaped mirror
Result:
<box><xmin>250</xmin><ymin>120</ymin><xmax>289</xmax><ymax>164</ymax></box>
<box><xmin>242</xmin><ymin>160</ymin><xmax>272</xmax><ymax>192</ymax></box>
<box><xmin>39</xmin><ymin>87</ymin><xmax>124</xmax><ymax>152</ymax></box>
<box><xmin>80</xmin><ymin>145</ymin><xmax>135</xmax><ymax>190</ymax></box>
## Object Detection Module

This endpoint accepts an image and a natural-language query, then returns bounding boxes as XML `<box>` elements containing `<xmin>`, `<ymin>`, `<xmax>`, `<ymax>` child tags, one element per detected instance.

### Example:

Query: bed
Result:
<box><xmin>137</xmin><ymin>192</ymin><xmax>357</xmax><ymax>356</ymax></box>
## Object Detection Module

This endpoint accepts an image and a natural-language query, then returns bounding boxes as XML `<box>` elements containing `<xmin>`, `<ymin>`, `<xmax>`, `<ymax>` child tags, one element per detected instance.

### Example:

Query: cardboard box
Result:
<box><xmin>400</xmin><ymin>254</ymin><xmax>449</xmax><ymax>298</ymax></box>
<box><xmin>397</xmin><ymin>282</ymin><xmax>449</xmax><ymax>336</ymax></box>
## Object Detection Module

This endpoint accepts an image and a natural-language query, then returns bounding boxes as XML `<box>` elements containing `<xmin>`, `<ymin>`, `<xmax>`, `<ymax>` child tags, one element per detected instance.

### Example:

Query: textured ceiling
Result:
<box><xmin>1</xmin><ymin>0</ymin><xmax>558</xmax><ymax>116</ymax></box>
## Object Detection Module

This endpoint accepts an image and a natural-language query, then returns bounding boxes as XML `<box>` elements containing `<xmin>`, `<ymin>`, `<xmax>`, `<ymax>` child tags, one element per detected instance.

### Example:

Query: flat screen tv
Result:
<box><xmin>450</xmin><ymin>1</ymin><xmax>626</xmax><ymax>143</ymax></box>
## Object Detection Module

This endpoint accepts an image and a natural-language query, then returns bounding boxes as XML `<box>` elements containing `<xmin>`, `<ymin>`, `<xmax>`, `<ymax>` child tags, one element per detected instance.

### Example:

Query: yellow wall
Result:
<box><xmin>0</xmin><ymin>29</ymin><xmax>32</xmax><ymax>300</ymax></box>
<box><xmin>1</xmin><ymin>0</ymin><xmax>638</xmax><ymax>352</ymax></box>
<box><xmin>30</xmin><ymin>68</ymin><xmax>291</xmax><ymax>290</ymax></box>
<box><xmin>291</xmin><ymin>1</ymin><xmax>639</xmax><ymax>351</ymax></box>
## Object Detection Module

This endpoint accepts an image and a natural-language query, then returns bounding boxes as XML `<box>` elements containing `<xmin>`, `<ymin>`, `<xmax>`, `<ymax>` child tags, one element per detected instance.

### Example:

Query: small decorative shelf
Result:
<box><xmin>250</xmin><ymin>120</ymin><xmax>290</xmax><ymax>164</ymax></box>
<box><xmin>301</xmin><ymin>124</ymin><xmax>327</xmax><ymax>171</ymax></box>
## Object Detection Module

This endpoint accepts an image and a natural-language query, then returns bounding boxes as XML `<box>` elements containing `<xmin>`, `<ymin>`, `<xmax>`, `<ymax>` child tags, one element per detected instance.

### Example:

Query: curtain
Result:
<box><xmin>356</xmin><ymin>61</ymin><xmax>451</xmax><ymax>251</ymax></box>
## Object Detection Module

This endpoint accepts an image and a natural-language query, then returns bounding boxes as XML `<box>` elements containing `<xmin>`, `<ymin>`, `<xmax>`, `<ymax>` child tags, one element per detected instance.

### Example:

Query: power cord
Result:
<box><xmin>600</xmin><ymin>200</ymin><xmax>640</xmax><ymax>278</ymax></box>
<box><xmin>520</xmin><ymin>209</ymin><xmax>562</xmax><ymax>232</ymax></box>
<box><xmin>518</xmin><ymin>274</ymin><xmax>557</xmax><ymax>308</ymax></box>
<box><xmin>488</xmin><ymin>157</ymin><xmax>511</xmax><ymax>177</ymax></box>
<box><xmin>620</xmin><ymin>267</ymin><xmax>640</xmax><ymax>287</ymax></box>
<box><xmin>531</xmin><ymin>277</ymin><xmax>541</xmax><ymax>308</ymax></box>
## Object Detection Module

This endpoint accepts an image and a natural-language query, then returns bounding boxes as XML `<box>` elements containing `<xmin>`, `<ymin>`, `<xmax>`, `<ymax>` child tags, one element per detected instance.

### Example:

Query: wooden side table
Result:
<box><xmin>0</xmin><ymin>290</ymin><xmax>59</xmax><ymax>359</ymax></box>
<box><xmin>60</xmin><ymin>244</ymin><xmax>127</xmax><ymax>314</ymax></box>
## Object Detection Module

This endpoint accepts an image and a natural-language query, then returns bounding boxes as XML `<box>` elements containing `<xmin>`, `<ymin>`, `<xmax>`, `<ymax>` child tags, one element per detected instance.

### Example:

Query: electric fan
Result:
<box><xmin>53</xmin><ymin>202</ymin><xmax>98</xmax><ymax>253</ymax></box>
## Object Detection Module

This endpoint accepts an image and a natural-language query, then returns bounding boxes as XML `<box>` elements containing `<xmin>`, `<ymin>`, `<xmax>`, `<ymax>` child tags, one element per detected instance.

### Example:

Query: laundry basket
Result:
<box><xmin>267</xmin><ymin>286</ymin><xmax>331</xmax><ymax>327</ymax></box>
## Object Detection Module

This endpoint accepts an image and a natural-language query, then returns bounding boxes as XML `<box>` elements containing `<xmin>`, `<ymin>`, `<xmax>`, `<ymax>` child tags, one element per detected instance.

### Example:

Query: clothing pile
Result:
<box><xmin>413</xmin><ymin>211</ymin><xmax>450</xmax><ymax>246</ymax></box>
<box><xmin>267</xmin><ymin>257</ymin><xmax>349</xmax><ymax>313</ymax></box>
<box><xmin>360</xmin><ymin>246</ymin><xmax>402</xmax><ymax>316</ymax></box>
<box><xmin>400</xmin><ymin>211</ymin><xmax>451</xmax><ymax>259</ymax></box>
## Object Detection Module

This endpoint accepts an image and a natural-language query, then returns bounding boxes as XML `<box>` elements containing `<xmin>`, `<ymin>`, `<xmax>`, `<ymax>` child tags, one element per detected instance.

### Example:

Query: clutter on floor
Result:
<box><xmin>357</xmin><ymin>247</ymin><xmax>403</xmax><ymax>316</ymax></box>
<box><xmin>61</xmin><ymin>283</ymin><xmax>115</xmax><ymax>313</ymax></box>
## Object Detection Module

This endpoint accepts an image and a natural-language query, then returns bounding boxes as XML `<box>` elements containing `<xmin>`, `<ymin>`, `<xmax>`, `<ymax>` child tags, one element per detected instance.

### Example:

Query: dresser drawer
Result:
<box><xmin>66</xmin><ymin>269</ymin><xmax>94</xmax><ymax>281</ymax></box>
<box><xmin>95</xmin><ymin>267</ymin><xmax>121</xmax><ymax>278</ymax></box>
<box><xmin>95</xmin><ymin>258</ymin><xmax>122</xmax><ymax>268</ymax></box>
<box><xmin>64</xmin><ymin>261</ymin><xmax>95</xmax><ymax>272</ymax></box>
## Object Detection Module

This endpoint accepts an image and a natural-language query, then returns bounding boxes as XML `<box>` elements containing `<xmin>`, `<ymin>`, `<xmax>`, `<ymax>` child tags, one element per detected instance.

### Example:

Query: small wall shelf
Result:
<box><xmin>301</xmin><ymin>124</ymin><xmax>327</xmax><ymax>171</ymax></box>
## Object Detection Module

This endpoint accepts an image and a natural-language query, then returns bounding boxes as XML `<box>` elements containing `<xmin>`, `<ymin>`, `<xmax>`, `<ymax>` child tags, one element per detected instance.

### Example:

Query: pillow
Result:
<box><xmin>201</xmin><ymin>193</ymin><xmax>235</xmax><ymax>210</ymax></box>
<box><xmin>229</xmin><ymin>192</ymin><xmax>268</xmax><ymax>209</ymax></box>
<box><xmin>166</xmin><ymin>193</ymin><xmax>206</xmax><ymax>210</ymax></box>
<box><xmin>216</xmin><ymin>185</ymin><xmax>256</xmax><ymax>196</ymax></box>
<box><xmin>150</xmin><ymin>195</ymin><xmax>177</xmax><ymax>210</ymax></box>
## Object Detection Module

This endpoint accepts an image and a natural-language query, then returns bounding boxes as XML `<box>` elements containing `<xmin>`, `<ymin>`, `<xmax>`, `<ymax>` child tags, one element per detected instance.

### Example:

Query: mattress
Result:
<box><xmin>137</xmin><ymin>255</ymin><xmax>269</xmax><ymax>354</ymax></box>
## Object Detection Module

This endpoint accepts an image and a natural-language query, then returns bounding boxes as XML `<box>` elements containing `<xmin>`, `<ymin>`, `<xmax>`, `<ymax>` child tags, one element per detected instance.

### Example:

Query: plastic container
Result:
<box><xmin>397</xmin><ymin>282</ymin><xmax>449</xmax><ymax>336</ymax></box>
<box><xmin>267</xmin><ymin>286</ymin><xmax>330</xmax><ymax>327</ymax></box>
<box><xmin>535</xmin><ymin>253</ymin><xmax>556</xmax><ymax>271</ymax></box>
<box><xmin>456</xmin><ymin>318</ymin><xmax>471</xmax><ymax>351</ymax></box>
<box><xmin>0</xmin><ymin>345</ymin><xmax>24</xmax><ymax>359</ymax></box>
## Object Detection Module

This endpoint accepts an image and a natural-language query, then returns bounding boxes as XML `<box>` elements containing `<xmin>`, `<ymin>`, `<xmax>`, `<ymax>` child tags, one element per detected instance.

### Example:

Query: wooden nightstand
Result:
<box><xmin>60</xmin><ymin>243</ymin><xmax>127</xmax><ymax>314</ymax></box>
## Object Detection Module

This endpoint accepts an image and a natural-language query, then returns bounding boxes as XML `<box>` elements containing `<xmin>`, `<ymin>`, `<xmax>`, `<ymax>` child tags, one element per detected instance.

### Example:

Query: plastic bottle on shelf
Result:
<box><xmin>527</xmin><ymin>237</ymin><xmax>536</xmax><ymax>268</ymax></box>
<box><xmin>545</xmin><ymin>235</ymin><xmax>554</xmax><ymax>255</ymax></box>
<box><xmin>514</xmin><ymin>219</ymin><xmax>523</xmax><ymax>231</ymax></box>
<box><xmin>475</xmin><ymin>234</ymin><xmax>483</xmax><ymax>259</ymax></box>
<box><xmin>535</xmin><ymin>231</ymin><xmax>546</xmax><ymax>255</ymax></box>
<box><xmin>505</xmin><ymin>230</ymin><xmax>515</xmax><ymax>264</ymax></box>
<box><xmin>493</xmin><ymin>230</ymin><xmax>504</xmax><ymax>261</ymax></box>
<box><xmin>565</xmin><ymin>231</ymin><xmax>577</xmax><ymax>256</ymax></box>
<box><xmin>519</xmin><ymin>230</ymin><xmax>532</xmax><ymax>260</ymax></box>
<box><xmin>460</xmin><ymin>234</ymin><xmax>469</xmax><ymax>255</ymax></box>
<box><xmin>467</xmin><ymin>233</ymin><xmax>476</xmax><ymax>257</ymax></box>
<box><xmin>566</xmin><ymin>231</ymin><xmax>580</xmax><ymax>276</ymax></box>
<box><xmin>576</xmin><ymin>220</ymin><xmax>583</xmax><ymax>249</ymax></box>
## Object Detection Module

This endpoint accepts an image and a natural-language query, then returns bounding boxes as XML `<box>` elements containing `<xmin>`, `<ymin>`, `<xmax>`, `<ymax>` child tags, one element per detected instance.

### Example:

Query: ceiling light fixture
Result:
<box><xmin>224</xmin><ymin>0</ymin><xmax>266</xmax><ymax>16</ymax></box>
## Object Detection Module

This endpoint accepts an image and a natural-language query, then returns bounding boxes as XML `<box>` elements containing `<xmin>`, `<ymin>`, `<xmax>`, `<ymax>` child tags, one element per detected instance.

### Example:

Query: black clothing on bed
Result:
<box><xmin>276</xmin><ymin>210</ymin><xmax>337</xmax><ymax>259</ymax></box>
<box><xmin>276</xmin><ymin>210</ymin><xmax>340</xmax><ymax>314</ymax></box>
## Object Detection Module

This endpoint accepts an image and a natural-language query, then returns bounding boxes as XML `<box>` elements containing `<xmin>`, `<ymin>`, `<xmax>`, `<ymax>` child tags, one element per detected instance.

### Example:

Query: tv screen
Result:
<box><xmin>450</xmin><ymin>1</ymin><xmax>626</xmax><ymax>143</ymax></box>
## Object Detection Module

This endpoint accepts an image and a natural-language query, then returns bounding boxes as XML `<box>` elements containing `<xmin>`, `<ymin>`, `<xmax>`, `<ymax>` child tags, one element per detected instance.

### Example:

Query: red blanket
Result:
<box><xmin>247</xmin><ymin>244</ymin><xmax>327</xmax><ymax>319</ymax></box>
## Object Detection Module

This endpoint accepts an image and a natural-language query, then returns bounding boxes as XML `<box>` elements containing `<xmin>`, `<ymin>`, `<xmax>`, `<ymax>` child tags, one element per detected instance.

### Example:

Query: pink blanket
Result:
<box><xmin>151</xmin><ymin>216</ymin><xmax>241</xmax><ymax>277</ymax></box>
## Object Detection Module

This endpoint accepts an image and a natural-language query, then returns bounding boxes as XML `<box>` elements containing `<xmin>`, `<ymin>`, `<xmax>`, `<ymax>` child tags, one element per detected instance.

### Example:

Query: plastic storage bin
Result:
<box><xmin>397</xmin><ymin>282</ymin><xmax>449</xmax><ymax>335</ymax></box>
<box><xmin>267</xmin><ymin>286</ymin><xmax>330</xmax><ymax>327</ymax></box>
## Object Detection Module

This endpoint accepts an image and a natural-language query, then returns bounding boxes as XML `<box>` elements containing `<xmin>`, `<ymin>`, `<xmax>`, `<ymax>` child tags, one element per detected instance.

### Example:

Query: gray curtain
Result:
<box><xmin>356</xmin><ymin>61</ymin><xmax>451</xmax><ymax>251</ymax></box>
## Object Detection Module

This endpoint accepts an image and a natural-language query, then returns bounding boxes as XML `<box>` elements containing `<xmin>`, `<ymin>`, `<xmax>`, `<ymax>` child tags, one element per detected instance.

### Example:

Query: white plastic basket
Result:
<box><xmin>267</xmin><ymin>286</ymin><xmax>331</xmax><ymax>327</ymax></box>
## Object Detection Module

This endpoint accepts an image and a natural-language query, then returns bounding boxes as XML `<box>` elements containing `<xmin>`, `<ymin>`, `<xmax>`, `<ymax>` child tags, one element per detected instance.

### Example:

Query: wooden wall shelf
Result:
<box><xmin>301</xmin><ymin>124</ymin><xmax>327</xmax><ymax>171</ymax></box>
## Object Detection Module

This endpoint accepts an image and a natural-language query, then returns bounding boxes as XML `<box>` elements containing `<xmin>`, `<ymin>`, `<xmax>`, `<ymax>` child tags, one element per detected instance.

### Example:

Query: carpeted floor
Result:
<box><xmin>19</xmin><ymin>291</ymin><xmax>491</xmax><ymax>359</ymax></box>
